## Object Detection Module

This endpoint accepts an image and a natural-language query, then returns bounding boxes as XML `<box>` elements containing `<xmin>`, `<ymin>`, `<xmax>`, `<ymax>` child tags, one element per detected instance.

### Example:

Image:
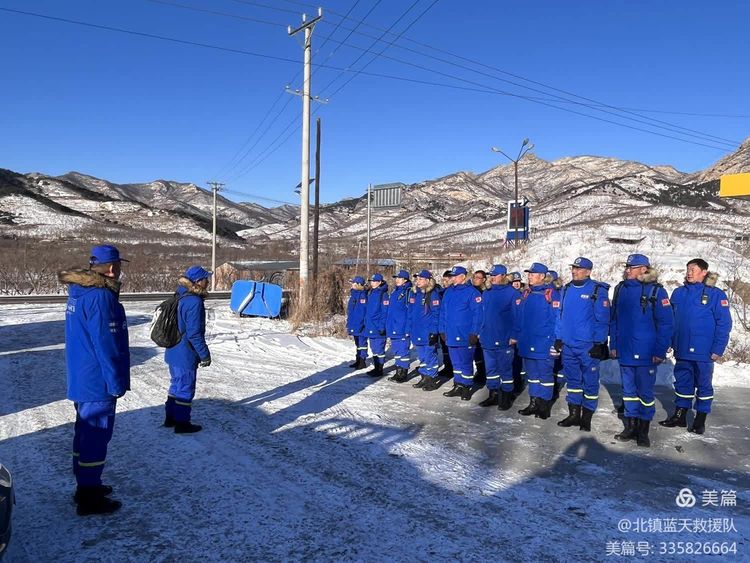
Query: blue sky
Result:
<box><xmin>1</xmin><ymin>0</ymin><xmax>748</xmax><ymax>206</ymax></box>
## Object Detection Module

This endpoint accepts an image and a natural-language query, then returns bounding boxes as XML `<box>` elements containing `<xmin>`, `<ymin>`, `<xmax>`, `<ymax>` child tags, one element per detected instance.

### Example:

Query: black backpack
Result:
<box><xmin>150</xmin><ymin>293</ymin><xmax>184</xmax><ymax>348</ymax></box>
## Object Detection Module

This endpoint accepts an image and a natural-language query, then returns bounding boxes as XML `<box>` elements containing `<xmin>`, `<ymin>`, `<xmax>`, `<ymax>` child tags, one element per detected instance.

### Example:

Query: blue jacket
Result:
<box><xmin>407</xmin><ymin>281</ymin><xmax>441</xmax><ymax>345</ymax></box>
<box><xmin>512</xmin><ymin>283</ymin><xmax>560</xmax><ymax>359</ymax></box>
<box><xmin>165</xmin><ymin>279</ymin><xmax>210</xmax><ymax>369</ymax></box>
<box><xmin>671</xmin><ymin>274</ymin><xmax>732</xmax><ymax>361</ymax></box>
<box><xmin>479</xmin><ymin>282</ymin><xmax>517</xmax><ymax>349</ymax></box>
<box><xmin>346</xmin><ymin>288</ymin><xmax>368</xmax><ymax>336</ymax></box>
<box><xmin>555</xmin><ymin>278</ymin><xmax>611</xmax><ymax>345</ymax></box>
<box><xmin>364</xmin><ymin>283</ymin><xmax>389</xmax><ymax>337</ymax></box>
<box><xmin>438</xmin><ymin>282</ymin><xmax>482</xmax><ymax>347</ymax></box>
<box><xmin>385</xmin><ymin>281</ymin><xmax>412</xmax><ymax>338</ymax></box>
<box><xmin>610</xmin><ymin>277</ymin><xmax>674</xmax><ymax>366</ymax></box>
<box><xmin>60</xmin><ymin>270</ymin><xmax>130</xmax><ymax>402</ymax></box>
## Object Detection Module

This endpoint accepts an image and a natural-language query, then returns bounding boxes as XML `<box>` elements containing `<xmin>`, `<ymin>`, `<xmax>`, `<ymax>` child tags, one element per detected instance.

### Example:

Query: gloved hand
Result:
<box><xmin>428</xmin><ymin>333</ymin><xmax>439</xmax><ymax>346</ymax></box>
<box><xmin>379</xmin><ymin>330</ymin><xmax>386</xmax><ymax>336</ymax></box>
<box><xmin>468</xmin><ymin>334</ymin><xmax>479</xmax><ymax>346</ymax></box>
<box><xmin>440</xmin><ymin>333</ymin><xmax>446</xmax><ymax>343</ymax></box>
<box><xmin>549</xmin><ymin>346</ymin><xmax>560</xmax><ymax>358</ymax></box>
<box><xmin>652</xmin><ymin>356</ymin><xmax>665</xmax><ymax>364</ymax></box>
<box><xmin>199</xmin><ymin>356</ymin><xmax>212</xmax><ymax>368</ymax></box>
<box><xmin>588</xmin><ymin>343</ymin><xmax>609</xmax><ymax>360</ymax></box>
<box><xmin>610</xmin><ymin>349</ymin><xmax>618</xmax><ymax>359</ymax></box>
<box><xmin>553</xmin><ymin>339</ymin><xmax>563</xmax><ymax>352</ymax></box>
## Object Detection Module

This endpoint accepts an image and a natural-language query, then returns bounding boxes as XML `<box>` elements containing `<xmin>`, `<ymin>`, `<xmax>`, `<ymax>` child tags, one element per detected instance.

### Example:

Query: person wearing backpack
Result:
<box><xmin>385</xmin><ymin>269</ymin><xmax>412</xmax><ymax>383</ymax></box>
<box><xmin>661</xmin><ymin>258</ymin><xmax>732</xmax><ymax>435</ymax></box>
<box><xmin>511</xmin><ymin>263</ymin><xmax>561</xmax><ymax>420</ymax></box>
<box><xmin>364</xmin><ymin>273</ymin><xmax>389</xmax><ymax>377</ymax></box>
<box><xmin>553</xmin><ymin>257</ymin><xmax>611</xmax><ymax>432</ymax></box>
<box><xmin>58</xmin><ymin>244</ymin><xmax>130</xmax><ymax>516</ymax></box>
<box><xmin>346</xmin><ymin>276</ymin><xmax>368</xmax><ymax>370</ymax></box>
<box><xmin>164</xmin><ymin>266</ymin><xmax>212</xmax><ymax>434</ymax></box>
<box><xmin>609</xmin><ymin>254</ymin><xmax>673</xmax><ymax>447</ymax></box>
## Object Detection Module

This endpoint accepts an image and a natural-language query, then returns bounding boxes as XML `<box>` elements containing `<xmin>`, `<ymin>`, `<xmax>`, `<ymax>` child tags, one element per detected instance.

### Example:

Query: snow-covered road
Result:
<box><xmin>1</xmin><ymin>302</ymin><xmax>748</xmax><ymax>562</ymax></box>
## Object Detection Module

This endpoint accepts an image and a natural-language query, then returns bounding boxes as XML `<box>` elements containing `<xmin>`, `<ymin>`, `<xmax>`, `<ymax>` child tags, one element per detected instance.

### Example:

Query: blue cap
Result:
<box><xmin>626</xmin><ymin>254</ymin><xmax>650</xmax><ymax>267</ymax></box>
<box><xmin>184</xmin><ymin>265</ymin><xmax>212</xmax><ymax>282</ymax></box>
<box><xmin>416</xmin><ymin>269</ymin><xmax>432</xmax><ymax>279</ymax></box>
<box><xmin>450</xmin><ymin>265</ymin><xmax>468</xmax><ymax>276</ymax></box>
<box><xmin>548</xmin><ymin>270</ymin><xmax>559</xmax><ymax>280</ymax></box>
<box><xmin>509</xmin><ymin>271</ymin><xmax>522</xmax><ymax>282</ymax></box>
<box><xmin>370</xmin><ymin>273</ymin><xmax>384</xmax><ymax>282</ymax></box>
<box><xmin>570</xmin><ymin>256</ymin><xmax>593</xmax><ymax>270</ymax></box>
<box><xmin>349</xmin><ymin>275</ymin><xmax>365</xmax><ymax>284</ymax></box>
<box><xmin>89</xmin><ymin>244</ymin><xmax>128</xmax><ymax>265</ymax></box>
<box><xmin>393</xmin><ymin>269</ymin><xmax>410</xmax><ymax>280</ymax></box>
<box><xmin>524</xmin><ymin>262</ymin><xmax>548</xmax><ymax>274</ymax></box>
<box><xmin>488</xmin><ymin>264</ymin><xmax>508</xmax><ymax>276</ymax></box>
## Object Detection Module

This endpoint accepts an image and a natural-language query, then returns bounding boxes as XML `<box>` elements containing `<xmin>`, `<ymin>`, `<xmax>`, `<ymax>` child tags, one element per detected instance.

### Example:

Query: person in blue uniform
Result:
<box><xmin>511</xmin><ymin>262</ymin><xmax>560</xmax><ymax>420</ymax></box>
<box><xmin>477</xmin><ymin>264</ymin><xmax>517</xmax><ymax>410</ymax></box>
<box><xmin>437</xmin><ymin>270</ymin><xmax>454</xmax><ymax>377</ymax></box>
<box><xmin>386</xmin><ymin>269</ymin><xmax>413</xmax><ymax>382</ymax></box>
<box><xmin>407</xmin><ymin>270</ymin><xmax>443</xmax><ymax>391</ymax></box>
<box><xmin>553</xmin><ymin>257</ymin><xmax>610</xmax><ymax>432</ymax></box>
<box><xmin>661</xmin><ymin>258</ymin><xmax>732</xmax><ymax>435</ymax></box>
<box><xmin>609</xmin><ymin>254</ymin><xmax>673</xmax><ymax>447</ymax></box>
<box><xmin>59</xmin><ymin>244</ymin><xmax>130</xmax><ymax>516</ymax></box>
<box><xmin>346</xmin><ymin>276</ymin><xmax>368</xmax><ymax>370</ymax></box>
<box><xmin>164</xmin><ymin>266</ymin><xmax>213</xmax><ymax>434</ymax></box>
<box><xmin>364</xmin><ymin>273</ymin><xmax>389</xmax><ymax>377</ymax></box>
<box><xmin>439</xmin><ymin>265</ymin><xmax>483</xmax><ymax>400</ymax></box>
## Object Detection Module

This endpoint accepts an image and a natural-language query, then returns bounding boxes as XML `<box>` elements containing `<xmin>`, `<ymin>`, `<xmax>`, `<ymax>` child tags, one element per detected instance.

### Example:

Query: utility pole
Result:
<box><xmin>207</xmin><ymin>181</ymin><xmax>224</xmax><ymax>292</ymax></box>
<box><xmin>312</xmin><ymin>117</ymin><xmax>321</xmax><ymax>283</ymax></box>
<box><xmin>366</xmin><ymin>182</ymin><xmax>372</xmax><ymax>271</ymax></box>
<box><xmin>288</xmin><ymin>8</ymin><xmax>322</xmax><ymax>305</ymax></box>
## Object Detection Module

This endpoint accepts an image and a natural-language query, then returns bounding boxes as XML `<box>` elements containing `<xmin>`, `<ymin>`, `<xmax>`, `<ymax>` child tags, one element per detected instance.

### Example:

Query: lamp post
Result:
<box><xmin>491</xmin><ymin>139</ymin><xmax>534</xmax><ymax>244</ymax></box>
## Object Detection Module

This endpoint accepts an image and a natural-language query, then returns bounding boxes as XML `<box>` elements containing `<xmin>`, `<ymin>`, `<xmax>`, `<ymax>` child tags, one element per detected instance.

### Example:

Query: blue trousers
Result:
<box><xmin>73</xmin><ymin>399</ymin><xmax>117</xmax><ymax>487</ymax></box>
<box><xmin>390</xmin><ymin>337</ymin><xmax>411</xmax><ymax>369</ymax></box>
<box><xmin>554</xmin><ymin>356</ymin><xmax>565</xmax><ymax>387</ymax></box>
<box><xmin>448</xmin><ymin>346</ymin><xmax>475</xmax><ymax>386</ymax></box>
<box><xmin>483</xmin><ymin>347</ymin><xmax>515</xmax><ymax>392</ymax></box>
<box><xmin>441</xmin><ymin>340</ymin><xmax>452</xmax><ymax>373</ymax></box>
<box><xmin>368</xmin><ymin>337</ymin><xmax>387</xmax><ymax>367</ymax></box>
<box><xmin>674</xmin><ymin>359</ymin><xmax>714</xmax><ymax>413</ymax></box>
<box><xmin>620</xmin><ymin>365</ymin><xmax>656</xmax><ymax>421</ymax></box>
<box><xmin>353</xmin><ymin>335</ymin><xmax>368</xmax><ymax>359</ymax></box>
<box><xmin>562</xmin><ymin>343</ymin><xmax>601</xmax><ymax>411</ymax></box>
<box><xmin>415</xmin><ymin>344</ymin><xmax>440</xmax><ymax>378</ymax></box>
<box><xmin>524</xmin><ymin>357</ymin><xmax>555</xmax><ymax>400</ymax></box>
<box><xmin>166</xmin><ymin>365</ymin><xmax>197</xmax><ymax>423</ymax></box>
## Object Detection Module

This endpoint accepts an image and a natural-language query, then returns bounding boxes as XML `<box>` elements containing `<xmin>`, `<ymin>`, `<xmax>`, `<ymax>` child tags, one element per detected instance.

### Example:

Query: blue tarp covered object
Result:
<box><xmin>230</xmin><ymin>281</ymin><xmax>283</xmax><ymax>318</ymax></box>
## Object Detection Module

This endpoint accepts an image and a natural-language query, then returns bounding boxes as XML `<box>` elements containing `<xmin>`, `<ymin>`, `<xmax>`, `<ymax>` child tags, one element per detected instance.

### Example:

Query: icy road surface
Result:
<box><xmin>1</xmin><ymin>301</ymin><xmax>748</xmax><ymax>562</ymax></box>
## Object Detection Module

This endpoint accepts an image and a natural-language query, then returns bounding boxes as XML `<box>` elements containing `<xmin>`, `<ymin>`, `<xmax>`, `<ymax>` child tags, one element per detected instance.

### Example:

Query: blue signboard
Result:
<box><xmin>506</xmin><ymin>202</ymin><xmax>530</xmax><ymax>240</ymax></box>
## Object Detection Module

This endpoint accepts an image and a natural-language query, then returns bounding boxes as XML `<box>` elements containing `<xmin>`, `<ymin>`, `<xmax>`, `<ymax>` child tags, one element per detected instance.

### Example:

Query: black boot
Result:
<box><xmin>412</xmin><ymin>375</ymin><xmax>429</xmax><ymax>388</ymax></box>
<box><xmin>518</xmin><ymin>397</ymin><xmax>538</xmax><ymax>416</ymax></box>
<box><xmin>389</xmin><ymin>367</ymin><xmax>408</xmax><ymax>383</ymax></box>
<box><xmin>498</xmin><ymin>391</ymin><xmax>512</xmax><ymax>411</ymax></box>
<box><xmin>615</xmin><ymin>417</ymin><xmax>638</xmax><ymax>441</ymax></box>
<box><xmin>535</xmin><ymin>398</ymin><xmax>551</xmax><ymax>420</ymax></box>
<box><xmin>659</xmin><ymin>407</ymin><xmax>687</xmax><ymax>428</ymax></box>
<box><xmin>478</xmin><ymin>390</ymin><xmax>499</xmax><ymax>407</ymax></box>
<box><xmin>460</xmin><ymin>385</ymin><xmax>473</xmax><ymax>401</ymax></box>
<box><xmin>557</xmin><ymin>404</ymin><xmax>581</xmax><ymax>427</ymax></box>
<box><xmin>443</xmin><ymin>383</ymin><xmax>465</xmax><ymax>397</ymax></box>
<box><xmin>612</xmin><ymin>402</ymin><xmax>625</xmax><ymax>415</ymax></box>
<box><xmin>351</xmin><ymin>357</ymin><xmax>366</xmax><ymax>370</ymax></box>
<box><xmin>163</xmin><ymin>415</ymin><xmax>176</xmax><ymax>428</ymax></box>
<box><xmin>579</xmin><ymin>407</ymin><xmax>594</xmax><ymax>432</ymax></box>
<box><xmin>368</xmin><ymin>359</ymin><xmax>384</xmax><ymax>378</ymax></box>
<box><xmin>76</xmin><ymin>487</ymin><xmax>122</xmax><ymax>516</ymax></box>
<box><xmin>422</xmin><ymin>377</ymin><xmax>440</xmax><ymax>392</ymax></box>
<box><xmin>175</xmin><ymin>422</ymin><xmax>203</xmax><ymax>434</ymax></box>
<box><xmin>73</xmin><ymin>484</ymin><xmax>113</xmax><ymax>504</ymax></box>
<box><xmin>689</xmin><ymin>412</ymin><xmax>707</xmax><ymax>435</ymax></box>
<box><xmin>636</xmin><ymin>419</ymin><xmax>651</xmax><ymax>447</ymax></box>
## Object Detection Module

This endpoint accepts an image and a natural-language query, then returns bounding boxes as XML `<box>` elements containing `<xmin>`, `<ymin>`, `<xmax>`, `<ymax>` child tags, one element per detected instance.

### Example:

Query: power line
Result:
<box><xmin>145</xmin><ymin>0</ymin><xmax>284</xmax><ymax>27</ymax></box>
<box><xmin>221</xmin><ymin>187</ymin><xmax>298</xmax><ymax>205</ymax></box>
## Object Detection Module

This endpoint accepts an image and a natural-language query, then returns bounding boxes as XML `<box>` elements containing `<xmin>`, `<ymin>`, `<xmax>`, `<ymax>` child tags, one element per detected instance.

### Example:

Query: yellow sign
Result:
<box><xmin>719</xmin><ymin>173</ymin><xmax>750</xmax><ymax>198</ymax></box>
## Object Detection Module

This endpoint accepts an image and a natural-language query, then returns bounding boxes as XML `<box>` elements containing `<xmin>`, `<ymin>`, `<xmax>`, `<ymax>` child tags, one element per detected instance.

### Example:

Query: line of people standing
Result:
<box><xmin>346</xmin><ymin>254</ymin><xmax>732</xmax><ymax>449</ymax></box>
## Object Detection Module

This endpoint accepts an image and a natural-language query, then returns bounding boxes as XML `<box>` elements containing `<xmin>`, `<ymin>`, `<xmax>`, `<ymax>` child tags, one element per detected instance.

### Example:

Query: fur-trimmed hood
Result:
<box><xmin>411</xmin><ymin>278</ymin><xmax>437</xmax><ymax>293</ymax></box>
<box><xmin>484</xmin><ymin>276</ymin><xmax>511</xmax><ymax>290</ymax></box>
<box><xmin>695</xmin><ymin>271</ymin><xmax>719</xmax><ymax>287</ymax></box>
<box><xmin>178</xmin><ymin>276</ymin><xmax>209</xmax><ymax>297</ymax></box>
<box><xmin>619</xmin><ymin>267</ymin><xmax>660</xmax><ymax>284</ymax></box>
<box><xmin>58</xmin><ymin>269</ymin><xmax>121</xmax><ymax>294</ymax></box>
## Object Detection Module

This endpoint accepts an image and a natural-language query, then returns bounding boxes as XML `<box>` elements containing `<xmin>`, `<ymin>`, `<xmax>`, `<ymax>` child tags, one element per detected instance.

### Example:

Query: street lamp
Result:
<box><xmin>491</xmin><ymin>139</ymin><xmax>534</xmax><ymax>244</ymax></box>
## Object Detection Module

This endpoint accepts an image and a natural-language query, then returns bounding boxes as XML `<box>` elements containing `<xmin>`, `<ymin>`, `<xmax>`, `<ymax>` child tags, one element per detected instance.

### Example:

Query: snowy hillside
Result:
<box><xmin>1</xmin><ymin>300</ymin><xmax>748</xmax><ymax>561</ymax></box>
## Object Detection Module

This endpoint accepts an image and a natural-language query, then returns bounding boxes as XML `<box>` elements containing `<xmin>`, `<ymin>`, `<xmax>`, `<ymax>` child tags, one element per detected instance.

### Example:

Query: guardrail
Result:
<box><xmin>0</xmin><ymin>292</ymin><xmax>233</xmax><ymax>305</ymax></box>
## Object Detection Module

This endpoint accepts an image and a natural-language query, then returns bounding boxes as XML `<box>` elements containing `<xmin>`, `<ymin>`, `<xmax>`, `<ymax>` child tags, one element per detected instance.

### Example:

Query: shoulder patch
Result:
<box><xmin>515</xmin><ymin>298</ymin><xmax>522</xmax><ymax>305</ymax></box>
<box><xmin>661</xmin><ymin>298</ymin><xmax>670</xmax><ymax>306</ymax></box>
<box><xmin>475</xmin><ymin>296</ymin><xmax>482</xmax><ymax>303</ymax></box>
<box><xmin>359</xmin><ymin>299</ymin><xmax>366</xmax><ymax>304</ymax></box>
<box><xmin>602</xmin><ymin>300</ymin><xmax>610</xmax><ymax>308</ymax></box>
<box><xmin>552</xmin><ymin>301</ymin><xmax>560</xmax><ymax>308</ymax></box>
<box><xmin>383</xmin><ymin>300</ymin><xmax>390</xmax><ymax>305</ymax></box>
<box><xmin>721</xmin><ymin>299</ymin><xmax>729</xmax><ymax>307</ymax></box>
<box><xmin>409</xmin><ymin>298</ymin><xmax>415</xmax><ymax>304</ymax></box>
<box><xmin>432</xmin><ymin>300</ymin><xmax>440</xmax><ymax>306</ymax></box>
